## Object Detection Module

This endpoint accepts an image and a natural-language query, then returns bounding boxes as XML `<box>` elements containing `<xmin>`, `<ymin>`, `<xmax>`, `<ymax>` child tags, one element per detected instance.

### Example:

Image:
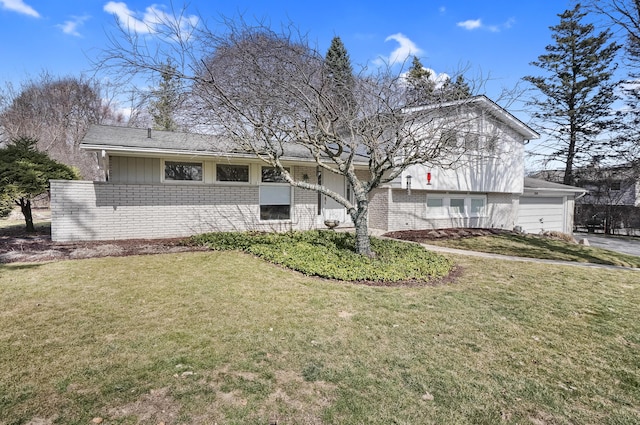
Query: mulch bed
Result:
<box><xmin>0</xmin><ymin>230</ymin><xmax>207</xmax><ymax>264</ymax></box>
<box><xmin>1</xmin><ymin>226</ymin><xmax>512</xmax><ymax>265</ymax></box>
<box><xmin>383</xmin><ymin>227</ymin><xmax>515</xmax><ymax>243</ymax></box>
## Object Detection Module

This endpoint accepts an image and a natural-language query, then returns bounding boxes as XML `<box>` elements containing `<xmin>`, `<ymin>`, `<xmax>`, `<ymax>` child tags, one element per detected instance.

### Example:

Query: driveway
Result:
<box><xmin>574</xmin><ymin>233</ymin><xmax>640</xmax><ymax>257</ymax></box>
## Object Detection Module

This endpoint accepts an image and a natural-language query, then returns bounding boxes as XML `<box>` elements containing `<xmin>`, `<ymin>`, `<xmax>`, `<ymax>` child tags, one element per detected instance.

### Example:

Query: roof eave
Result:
<box><xmin>81</xmin><ymin>144</ymin><xmax>370</xmax><ymax>166</ymax></box>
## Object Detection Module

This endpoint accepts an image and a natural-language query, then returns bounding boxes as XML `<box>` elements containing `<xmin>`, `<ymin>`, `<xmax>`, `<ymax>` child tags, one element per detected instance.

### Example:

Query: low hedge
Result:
<box><xmin>187</xmin><ymin>230</ymin><xmax>454</xmax><ymax>283</ymax></box>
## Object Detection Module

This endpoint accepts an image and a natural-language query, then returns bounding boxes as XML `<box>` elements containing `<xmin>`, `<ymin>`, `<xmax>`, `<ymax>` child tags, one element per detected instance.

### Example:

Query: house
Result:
<box><xmin>50</xmin><ymin>96</ymin><xmax>582</xmax><ymax>241</ymax></box>
<box><xmin>365</xmin><ymin>97</ymin><xmax>584</xmax><ymax>234</ymax></box>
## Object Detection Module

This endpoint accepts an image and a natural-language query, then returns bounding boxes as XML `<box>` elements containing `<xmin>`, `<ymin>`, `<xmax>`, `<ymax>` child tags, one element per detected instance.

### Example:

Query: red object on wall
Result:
<box><xmin>427</xmin><ymin>172</ymin><xmax>432</xmax><ymax>184</ymax></box>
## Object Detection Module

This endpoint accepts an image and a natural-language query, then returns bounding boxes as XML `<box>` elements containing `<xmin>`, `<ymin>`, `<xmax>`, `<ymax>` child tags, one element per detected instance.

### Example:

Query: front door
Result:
<box><xmin>321</xmin><ymin>171</ymin><xmax>351</xmax><ymax>225</ymax></box>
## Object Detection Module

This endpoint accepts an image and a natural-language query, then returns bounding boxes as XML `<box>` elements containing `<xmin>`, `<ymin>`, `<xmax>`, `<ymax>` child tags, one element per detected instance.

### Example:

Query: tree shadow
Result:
<box><xmin>0</xmin><ymin>262</ymin><xmax>45</xmax><ymax>270</ymax></box>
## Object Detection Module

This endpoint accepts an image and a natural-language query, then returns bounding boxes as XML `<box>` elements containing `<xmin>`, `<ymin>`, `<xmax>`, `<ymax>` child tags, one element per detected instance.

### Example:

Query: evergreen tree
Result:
<box><xmin>406</xmin><ymin>56</ymin><xmax>435</xmax><ymax>105</ymax></box>
<box><xmin>524</xmin><ymin>4</ymin><xmax>620</xmax><ymax>185</ymax></box>
<box><xmin>0</xmin><ymin>137</ymin><xmax>78</xmax><ymax>231</ymax></box>
<box><xmin>324</xmin><ymin>36</ymin><xmax>356</xmax><ymax>120</ymax></box>
<box><xmin>405</xmin><ymin>57</ymin><xmax>471</xmax><ymax>105</ymax></box>
<box><xmin>149</xmin><ymin>59</ymin><xmax>181</xmax><ymax>131</ymax></box>
<box><xmin>448</xmin><ymin>75</ymin><xmax>472</xmax><ymax>100</ymax></box>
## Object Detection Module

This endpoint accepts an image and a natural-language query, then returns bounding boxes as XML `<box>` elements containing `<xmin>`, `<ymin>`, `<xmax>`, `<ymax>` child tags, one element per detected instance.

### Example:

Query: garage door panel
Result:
<box><xmin>518</xmin><ymin>197</ymin><xmax>565</xmax><ymax>233</ymax></box>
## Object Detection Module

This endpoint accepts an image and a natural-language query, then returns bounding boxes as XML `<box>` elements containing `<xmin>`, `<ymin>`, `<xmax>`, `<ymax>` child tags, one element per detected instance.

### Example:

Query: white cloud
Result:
<box><xmin>439</xmin><ymin>6</ymin><xmax>446</xmax><ymax>14</ymax></box>
<box><xmin>103</xmin><ymin>1</ymin><xmax>198</xmax><ymax>37</ymax></box>
<box><xmin>375</xmin><ymin>33</ymin><xmax>423</xmax><ymax>66</ymax></box>
<box><xmin>57</xmin><ymin>15</ymin><xmax>90</xmax><ymax>37</ymax></box>
<box><xmin>457</xmin><ymin>17</ymin><xmax>516</xmax><ymax>33</ymax></box>
<box><xmin>457</xmin><ymin>19</ymin><xmax>482</xmax><ymax>30</ymax></box>
<box><xmin>503</xmin><ymin>17</ymin><xmax>516</xmax><ymax>29</ymax></box>
<box><xmin>0</xmin><ymin>0</ymin><xmax>39</xmax><ymax>18</ymax></box>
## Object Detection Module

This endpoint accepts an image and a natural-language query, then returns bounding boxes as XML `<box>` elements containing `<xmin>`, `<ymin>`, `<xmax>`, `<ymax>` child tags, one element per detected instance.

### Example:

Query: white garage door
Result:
<box><xmin>518</xmin><ymin>197</ymin><xmax>565</xmax><ymax>234</ymax></box>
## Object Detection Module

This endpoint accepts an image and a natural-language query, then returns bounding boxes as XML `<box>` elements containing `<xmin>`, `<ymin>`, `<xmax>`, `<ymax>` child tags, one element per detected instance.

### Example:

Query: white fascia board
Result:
<box><xmin>403</xmin><ymin>96</ymin><xmax>539</xmax><ymax>141</ymax></box>
<box><xmin>81</xmin><ymin>144</ymin><xmax>369</xmax><ymax>167</ymax></box>
<box><xmin>523</xmin><ymin>187</ymin><xmax>587</xmax><ymax>196</ymax></box>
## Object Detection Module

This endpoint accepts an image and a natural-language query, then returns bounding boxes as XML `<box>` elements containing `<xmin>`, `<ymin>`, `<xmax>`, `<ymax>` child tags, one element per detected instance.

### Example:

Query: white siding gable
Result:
<box><xmin>398</xmin><ymin>101</ymin><xmax>530</xmax><ymax>194</ymax></box>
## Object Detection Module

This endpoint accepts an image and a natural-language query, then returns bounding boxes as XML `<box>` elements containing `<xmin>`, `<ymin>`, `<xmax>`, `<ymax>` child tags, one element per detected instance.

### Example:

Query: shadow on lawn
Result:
<box><xmin>387</xmin><ymin>228</ymin><xmax>640</xmax><ymax>267</ymax></box>
<box><xmin>502</xmin><ymin>234</ymin><xmax>610</xmax><ymax>264</ymax></box>
<box><xmin>0</xmin><ymin>222</ymin><xmax>51</xmax><ymax>238</ymax></box>
<box><xmin>0</xmin><ymin>263</ymin><xmax>45</xmax><ymax>271</ymax></box>
<box><xmin>465</xmin><ymin>233</ymin><xmax>640</xmax><ymax>267</ymax></box>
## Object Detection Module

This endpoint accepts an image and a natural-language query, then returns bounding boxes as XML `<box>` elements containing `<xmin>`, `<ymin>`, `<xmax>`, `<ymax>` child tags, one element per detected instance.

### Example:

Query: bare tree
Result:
<box><xmin>585</xmin><ymin>0</ymin><xmax>640</xmax><ymax>164</ymax></box>
<box><xmin>98</xmin><ymin>15</ymin><xmax>490</xmax><ymax>256</ymax></box>
<box><xmin>573</xmin><ymin>161</ymin><xmax>640</xmax><ymax>233</ymax></box>
<box><xmin>0</xmin><ymin>73</ymin><xmax>122</xmax><ymax>179</ymax></box>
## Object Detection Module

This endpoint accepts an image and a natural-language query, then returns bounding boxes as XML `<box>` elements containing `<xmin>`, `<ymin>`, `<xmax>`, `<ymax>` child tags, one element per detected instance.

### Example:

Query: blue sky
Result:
<box><xmin>0</xmin><ymin>0</ymin><xmax>576</xmax><ymax>101</ymax></box>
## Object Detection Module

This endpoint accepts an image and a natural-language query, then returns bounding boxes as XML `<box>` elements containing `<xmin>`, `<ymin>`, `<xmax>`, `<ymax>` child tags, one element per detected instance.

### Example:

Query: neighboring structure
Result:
<box><xmin>50</xmin><ymin>96</ymin><xmax>582</xmax><ymax>241</ymax></box>
<box><xmin>536</xmin><ymin>164</ymin><xmax>640</xmax><ymax>234</ymax></box>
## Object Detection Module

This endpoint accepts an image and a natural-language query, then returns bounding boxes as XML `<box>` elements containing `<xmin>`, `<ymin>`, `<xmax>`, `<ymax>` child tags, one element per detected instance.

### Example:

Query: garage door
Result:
<box><xmin>518</xmin><ymin>197</ymin><xmax>565</xmax><ymax>234</ymax></box>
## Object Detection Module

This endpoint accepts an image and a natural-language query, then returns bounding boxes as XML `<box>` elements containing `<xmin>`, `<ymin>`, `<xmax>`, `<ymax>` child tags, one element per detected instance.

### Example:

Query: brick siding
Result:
<box><xmin>51</xmin><ymin>179</ymin><xmax>318</xmax><ymax>241</ymax></box>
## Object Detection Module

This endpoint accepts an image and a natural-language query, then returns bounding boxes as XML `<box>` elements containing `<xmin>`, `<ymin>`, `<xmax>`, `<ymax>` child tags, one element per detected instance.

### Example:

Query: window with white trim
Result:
<box><xmin>164</xmin><ymin>161</ymin><xmax>202</xmax><ymax>181</ymax></box>
<box><xmin>216</xmin><ymin>164</ymin><xmax>249</xmax><ymax>182</ymax></box>
<box><xmin>260</xmin><ymin>167</ymin><xmax>291</xmax><ymax>220</ymax></box>
<box><xmin>470</xmin><ymin>198</ymin><xmax>485</xmax><ymax>216</ymax></box>
<box><xmin>426</xmin><ymin>197</ymin><xmax>446</xmax><ymax>218</ymax></box>
<box><xmin>425</xmin><ymin>195</ymin><xmax>487</xmax><ymax>218</ymax></box>
<box><xmin>449</xmin><ymin>198</ymin><xmax>465</xmax><ymax>215</ymax></box>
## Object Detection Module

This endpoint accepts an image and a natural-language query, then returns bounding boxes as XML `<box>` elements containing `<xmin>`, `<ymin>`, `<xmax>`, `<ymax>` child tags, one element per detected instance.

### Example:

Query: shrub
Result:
<box><xmin>188</xmin><ymin>230</ymin><xmax>454</xmax><ymax>283</ymax></box>
<box><xmin>0</xmin><ymin>194</ymin><xmax>14</xmax><ymax>218</ymax></box>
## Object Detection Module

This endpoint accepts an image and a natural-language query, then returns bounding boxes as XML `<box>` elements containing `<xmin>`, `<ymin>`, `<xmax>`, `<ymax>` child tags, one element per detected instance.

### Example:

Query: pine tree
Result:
<box><xmin>324</xmin><ymin>36</ymin><xmax>356</xmax><ymax>120</ymax></box>
<box><xmin>524</xmin><ymin>4</ymin><xmax>620</xmax><ymax>185</ymax></box>
<box><xmin>149</xmin><ymin>59</ymin><xmax>181</xmax><ymax>131</ymax></box>
<box><xmin>448</xmin><ymin>75</ymin><xmax>472</xmax><ymax>100</ymax></box>
<box><xmin>405</xmin><ymin>57</ymin><xmax>471</xmax><ymax>105</ymax></box>
<box><xmin>406</xmin><ymin>56</ymin><xmax>435</xmax><ymax>105</ymax></box>
<box><xmin>0</xmin><ymin>137</ymin><xmax>78</xmax><ymax>231</ymax></box>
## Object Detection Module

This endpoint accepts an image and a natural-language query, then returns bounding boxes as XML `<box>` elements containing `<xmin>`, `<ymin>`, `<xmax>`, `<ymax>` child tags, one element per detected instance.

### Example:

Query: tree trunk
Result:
<box><xmin>19</xmin><ymin>198</ymin><xmax>35</xmax><ymax>232</ymax></box>
<box><xmin>563</xmin><ymin>130</ymin><xmax>576</xmax><ymax>186</ymax></box>
<box><xmin>352</xmin><ymin>199</ymin><xmax>373</xmax><ymax>257</ymax></box>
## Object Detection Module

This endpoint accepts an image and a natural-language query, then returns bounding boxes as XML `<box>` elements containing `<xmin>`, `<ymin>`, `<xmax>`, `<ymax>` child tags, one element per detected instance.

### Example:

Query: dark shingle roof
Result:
<box><xmin>81</xmin><ymin>125</ymin><xmax>368</xmax><ymax>164</ymax></box>
<box><xmin>83</xmin><ymin>125</ymin><xmax>244</xmax><ymax>154</ymax></box>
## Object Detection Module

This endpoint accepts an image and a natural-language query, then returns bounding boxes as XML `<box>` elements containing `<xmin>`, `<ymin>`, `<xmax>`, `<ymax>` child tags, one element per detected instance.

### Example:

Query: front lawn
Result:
<box><xmin>1</xmin><ymin>251</ymin><xmax>638</xmax><ymax>424</ymax></box>
<box><xmin>421</xmin><ymin>232</ymin><xmax>640</xmax><ymax>268</ymax></box>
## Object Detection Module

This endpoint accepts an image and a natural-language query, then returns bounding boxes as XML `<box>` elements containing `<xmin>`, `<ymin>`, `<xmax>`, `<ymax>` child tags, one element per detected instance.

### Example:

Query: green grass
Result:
<box><xmin>425</xmin><ymin>233</ymin><xmax>640</xmax><ymax>268</ymax></box>
<box><xmin>1</xmin><ymin>251</ymin><xmax>639</xmax><ymax>424</ymax></box>
<box><xmin>0</xmin><ymin>214</ymin><xmax>50</xmax><ymax>235</ymax></box>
